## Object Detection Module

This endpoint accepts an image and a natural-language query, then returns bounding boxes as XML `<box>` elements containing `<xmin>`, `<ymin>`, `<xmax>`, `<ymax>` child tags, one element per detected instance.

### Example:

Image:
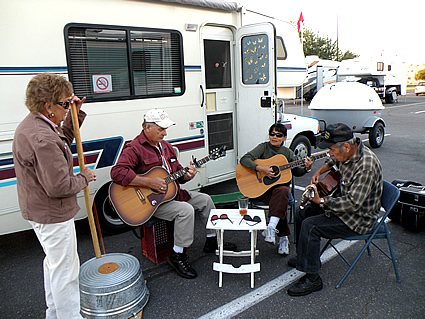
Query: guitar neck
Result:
<box><xmin>279</xmin><ymin>152</ymin><xmax>328</xmax><ymax>171</ymax></box>
<box><xmin>164</xmin><ymin>155</ymin><xmax>211</xmax><ymax>185</ymax></box>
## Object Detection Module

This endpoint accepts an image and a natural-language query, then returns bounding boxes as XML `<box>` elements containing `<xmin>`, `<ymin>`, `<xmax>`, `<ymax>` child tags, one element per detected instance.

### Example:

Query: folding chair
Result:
<box><xmin>320</xmin><ymin>180</ymin><xmax>401</xmax><ymax>288</ymax></box>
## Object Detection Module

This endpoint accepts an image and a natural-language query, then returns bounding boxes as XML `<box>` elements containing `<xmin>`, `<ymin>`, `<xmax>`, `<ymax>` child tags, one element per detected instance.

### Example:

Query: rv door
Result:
<box><xmin>236</xmin><ymin>23</ymin><xmax>276</xmax><ymax>158</ymax></box>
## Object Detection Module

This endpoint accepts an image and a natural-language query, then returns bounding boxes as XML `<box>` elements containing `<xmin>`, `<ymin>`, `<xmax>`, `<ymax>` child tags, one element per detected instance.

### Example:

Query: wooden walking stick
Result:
<box><xmin>70</xmin><ymin>102</ymin><xmax>101</xmax><ymax>259</ymax></box>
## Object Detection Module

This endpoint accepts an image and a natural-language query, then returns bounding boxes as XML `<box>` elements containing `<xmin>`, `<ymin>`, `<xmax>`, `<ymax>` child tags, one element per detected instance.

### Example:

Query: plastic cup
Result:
<box><xmin>238</xmin><ymin>196</ymin><xmax>249</xmax><ymax>216</ymax></box>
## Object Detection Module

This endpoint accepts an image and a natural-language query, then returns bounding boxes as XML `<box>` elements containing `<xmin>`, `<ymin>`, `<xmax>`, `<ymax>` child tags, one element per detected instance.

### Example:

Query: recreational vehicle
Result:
<box><xmin>0</xmin><ymin>0</ymin><xmax>319</xmax><ymax>234</ymax></box>
<box><xmin>337</xmin><ymin>55</ymin><xmax>407</xmax><ymax>103</ymax></box>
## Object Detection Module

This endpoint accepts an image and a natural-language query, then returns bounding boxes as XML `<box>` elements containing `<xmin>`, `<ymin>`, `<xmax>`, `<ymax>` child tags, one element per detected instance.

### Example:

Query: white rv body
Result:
<box><xmin>337</xmin><ymin>55</ymin><xmax>407</xmax><ymax>103</ymax></box>
<box><xmin>0</xmin><ymin>0</ymin><xmax>318</xmax><ymax>234</ymax></box>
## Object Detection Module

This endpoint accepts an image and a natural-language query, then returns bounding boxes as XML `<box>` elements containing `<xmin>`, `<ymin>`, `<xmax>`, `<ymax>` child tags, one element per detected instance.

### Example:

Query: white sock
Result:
<box><xmin>173</xmin><ymin>245</ymin><xmax>184</xmax><ymax>254</ymax></box>
<box><xmin>268</xmin><ymin>216</ymin><xmax>279</xmax><ymax>229</ymax></box>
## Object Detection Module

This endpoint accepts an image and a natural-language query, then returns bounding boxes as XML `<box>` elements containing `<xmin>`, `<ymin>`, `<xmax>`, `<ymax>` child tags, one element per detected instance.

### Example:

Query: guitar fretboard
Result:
<box><xmin>164</xmin><ymin>155</ymin><xmax>211</xmax><ymax>184</ymax></box>
<box><xmin>279</xmin><ymin>152</ymin><xmax>328</xmax><ymax>171</ymax></box>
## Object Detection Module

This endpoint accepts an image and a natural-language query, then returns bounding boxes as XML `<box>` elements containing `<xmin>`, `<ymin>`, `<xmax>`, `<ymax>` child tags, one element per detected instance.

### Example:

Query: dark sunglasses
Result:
<box><xmin>269</xmin><ymin>132</ymin><xmax>284</xmax><ymax>138</ymax></box>
<box><xmin>56</xmin><ymin>100</ymin><xmax>72</xmax><ymax>109</ymax></box>
<box><xmin>239</xmin><ymin>215</ymin><xmax>261</xmax><ymax>225</ymax></box>
<box><xmin>210</xmin><ymin>214</ymin><xmax>233</xmax><ymax>225</ymax></box>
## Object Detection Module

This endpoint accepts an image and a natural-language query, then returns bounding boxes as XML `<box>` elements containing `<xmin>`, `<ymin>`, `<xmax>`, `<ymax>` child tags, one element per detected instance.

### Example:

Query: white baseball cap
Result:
<box><xmin>144</xmin><ymin>108</ymin><xmax>176</xmax><ymax>128</ymax></box>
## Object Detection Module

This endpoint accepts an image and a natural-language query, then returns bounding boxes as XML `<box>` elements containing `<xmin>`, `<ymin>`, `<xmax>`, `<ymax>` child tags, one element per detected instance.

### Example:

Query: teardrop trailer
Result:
<box><xmin>309</xmin><ymin>82</ymin><xmax>386</xmax><ymax>148</ymax></box>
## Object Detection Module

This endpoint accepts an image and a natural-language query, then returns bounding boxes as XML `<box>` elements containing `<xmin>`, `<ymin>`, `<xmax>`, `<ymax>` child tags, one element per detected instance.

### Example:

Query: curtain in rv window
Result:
<box><xmin>64</xmin><ymin>24</ymin><xmax>185</xmax><ymax>102</ymax></box>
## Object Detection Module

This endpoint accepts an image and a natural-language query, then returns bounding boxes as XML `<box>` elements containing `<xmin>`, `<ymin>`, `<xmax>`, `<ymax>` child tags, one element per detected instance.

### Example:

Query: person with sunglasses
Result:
<box><xmin>239</xmin><ymin>123</ymin><xmax>312</xmax><ymax>256</ymax></box>
<box><xmin>12</xmin><ymin>73</ymin><xmax>96</xmax><ymax>319</ymax></box>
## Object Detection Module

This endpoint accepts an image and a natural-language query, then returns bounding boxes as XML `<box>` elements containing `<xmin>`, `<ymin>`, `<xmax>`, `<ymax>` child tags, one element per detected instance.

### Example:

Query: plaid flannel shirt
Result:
<box><xmin>323</xmin><ymin>139</ymin><xmax>383</xmax><ymax>235</ymax></box>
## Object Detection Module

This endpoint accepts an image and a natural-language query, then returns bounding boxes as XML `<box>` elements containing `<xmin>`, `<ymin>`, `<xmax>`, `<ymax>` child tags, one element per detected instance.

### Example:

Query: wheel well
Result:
<box><xmin>292</xmin><ymin>131</ymin><xmax>317</xmax><ymax>148</ymax></box>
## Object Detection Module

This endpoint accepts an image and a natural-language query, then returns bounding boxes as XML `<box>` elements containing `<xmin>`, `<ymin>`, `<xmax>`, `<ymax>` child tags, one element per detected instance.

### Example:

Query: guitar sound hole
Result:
<box><xmin>270</xmin><ymin>165</ymin><xmax>280</xmax><ymax>177</ymax></box>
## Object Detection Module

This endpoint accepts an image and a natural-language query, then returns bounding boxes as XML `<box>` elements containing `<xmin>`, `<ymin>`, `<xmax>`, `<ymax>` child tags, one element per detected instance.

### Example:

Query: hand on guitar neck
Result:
<box><xmin>300</xmin><ymin>170</ymin><xmax>340</xmax><ymax>208</ymax></box>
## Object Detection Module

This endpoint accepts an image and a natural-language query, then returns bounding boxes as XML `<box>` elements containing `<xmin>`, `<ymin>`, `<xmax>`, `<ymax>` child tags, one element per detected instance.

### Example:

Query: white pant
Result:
<box><xmin>29</xmin><ymin>219</ymin><xmax>83</xmax><ymax>319</ymax></box>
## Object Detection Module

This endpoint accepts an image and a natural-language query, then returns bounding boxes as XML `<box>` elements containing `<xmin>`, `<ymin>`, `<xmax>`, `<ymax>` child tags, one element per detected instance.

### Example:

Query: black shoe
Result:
<box><xmin>166</xmin><ymin>251</ymin><xmax>197</xmax><ymax>279</ymax></box>
<box><xmin>203</xmin><ymin>237</ymin><xmax>237</xmax><ymax>253</ymax></box>
<box><xmin>287</xmin><ymin>274</ymin><xmax>323</xmax><ymax>297</ymax></box>
<box><xmin>287</xmin><ymin>256</ymin><xmax>297</xmax><ymax>268</ymax></box>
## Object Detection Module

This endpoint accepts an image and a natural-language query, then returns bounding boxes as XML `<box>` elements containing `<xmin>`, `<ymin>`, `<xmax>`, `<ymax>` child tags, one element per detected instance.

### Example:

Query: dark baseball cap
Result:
<box><xmin>318</xmin><ymin>123</ymin><xmax>354</xmax><ymax>149</ymax></box>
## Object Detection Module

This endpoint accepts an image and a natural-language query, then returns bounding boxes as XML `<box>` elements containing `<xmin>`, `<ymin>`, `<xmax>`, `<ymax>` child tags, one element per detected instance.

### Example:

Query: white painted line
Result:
<box><xmin>199</xmin><ymin>240</ymin><xmax>356</xmax><ymax>319</ymax></box>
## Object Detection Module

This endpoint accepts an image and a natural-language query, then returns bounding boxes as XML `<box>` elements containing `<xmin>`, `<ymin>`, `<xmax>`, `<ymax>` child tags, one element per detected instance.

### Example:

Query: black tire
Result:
<box><xmin>290</xmin><ymin>135</ymin><xmax>311</xmax><ymax>160</ymax></box>
<box><xmin>93</xmin><ymin>183</ymin><xmax>132</xmax><ymax>235</ymax></box>
<box><xmin>368</xmin><ymin>122</ymin><xmax>385</xmax><ymax>148</ymax></box>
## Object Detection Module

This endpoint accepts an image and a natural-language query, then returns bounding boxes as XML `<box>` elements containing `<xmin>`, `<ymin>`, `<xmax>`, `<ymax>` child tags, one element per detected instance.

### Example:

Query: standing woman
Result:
<box><xmin>240</xmin><ymin>123</ymin><xmax>312</xmax><ymax>256</ymax></box>
<box><xmin>12</xmin><ymin>73</ymin><xmax>96</xmax><ymax>319</ymax></box>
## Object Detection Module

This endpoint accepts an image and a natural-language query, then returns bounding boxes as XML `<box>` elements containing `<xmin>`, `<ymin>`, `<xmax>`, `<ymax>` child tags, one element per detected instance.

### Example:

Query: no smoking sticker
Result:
<box><xmin>93</xmin><ymin>75</ymin><xmax>112</xmax><ymax>93</ymax></box>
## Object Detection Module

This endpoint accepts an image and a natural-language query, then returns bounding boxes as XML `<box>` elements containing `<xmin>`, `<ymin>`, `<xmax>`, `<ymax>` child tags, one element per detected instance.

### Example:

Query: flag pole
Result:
<box><xmin>298</xmin><ymin>12</ymin><xmax>305</xmax><ymax>115</ymax></box>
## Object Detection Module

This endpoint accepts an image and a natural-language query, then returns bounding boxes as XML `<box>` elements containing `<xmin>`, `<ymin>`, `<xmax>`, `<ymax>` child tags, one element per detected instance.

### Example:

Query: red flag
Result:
<box><xmin>297</xmin><ymin>12</ymin><xmax>304</xmax><ymax>33</ymax></box>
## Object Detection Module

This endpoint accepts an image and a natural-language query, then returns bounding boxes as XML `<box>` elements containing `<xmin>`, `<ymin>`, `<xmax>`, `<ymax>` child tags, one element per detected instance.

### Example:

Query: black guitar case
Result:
<box><xmin>391</xmin><ymin>180</ymin><xmax>425</xmax><ymax>232</ymax></box>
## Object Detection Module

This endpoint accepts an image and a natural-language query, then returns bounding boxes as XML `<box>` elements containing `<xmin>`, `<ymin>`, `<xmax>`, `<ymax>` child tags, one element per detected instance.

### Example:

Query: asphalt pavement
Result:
<box><xmin>1</xmin><ymin>95</ymin><xmax>424</xmax><ymax>318</ymax></box>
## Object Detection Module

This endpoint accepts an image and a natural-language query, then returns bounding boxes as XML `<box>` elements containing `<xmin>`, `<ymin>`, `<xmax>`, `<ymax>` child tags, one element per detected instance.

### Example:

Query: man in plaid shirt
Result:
<box><xmin>287</xmin><ymin>123</ymin><xmax>383</xmax><ymax>296</ymax></box>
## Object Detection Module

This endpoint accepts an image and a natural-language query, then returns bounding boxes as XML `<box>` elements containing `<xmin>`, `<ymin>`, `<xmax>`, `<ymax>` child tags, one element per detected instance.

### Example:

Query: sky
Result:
<box><xmin>238</xmin><ymin>0</ymin><xmax>424</xmax><ymax>65</ymax></box>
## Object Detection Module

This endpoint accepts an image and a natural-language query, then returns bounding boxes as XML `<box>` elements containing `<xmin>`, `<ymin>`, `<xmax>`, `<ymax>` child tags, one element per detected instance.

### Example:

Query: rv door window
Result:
<box><xmin>241</xmin><ymin>34</ymin><xmax>269</xmax><ymax>85</ymax></box>
<box><xmin>65</xmin><ymin>24</ymin><xmax>185</xmax><ymax>102</ymax></box>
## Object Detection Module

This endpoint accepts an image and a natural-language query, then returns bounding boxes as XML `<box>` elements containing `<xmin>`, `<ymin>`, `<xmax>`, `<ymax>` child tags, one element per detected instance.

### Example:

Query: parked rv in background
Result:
<box><xmin>0</xmin><ymin>0</ymin><xmax>319</xmax><ymax>235</ymax></box>
<box><xmin>297</xmin><ymin>56</ymin><xmax>340</xmax><ymax>101</ymax></box>
<box><xmin>337</xmin><ymin>55</ymin><xmax>407</xmax><ymax>104</ymax></box>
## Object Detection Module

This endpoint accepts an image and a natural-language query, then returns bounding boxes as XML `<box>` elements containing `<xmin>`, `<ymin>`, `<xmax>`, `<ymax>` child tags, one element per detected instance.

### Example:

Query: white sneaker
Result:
<box><xmin>278</xmin><ymin>236</ymin><xmax>289</xmax><ymax>256</ymax></box>
<box><xmin>263</xmin><ymin>225</ymin><xmax>276</xmax><ymax>245</ymax></box>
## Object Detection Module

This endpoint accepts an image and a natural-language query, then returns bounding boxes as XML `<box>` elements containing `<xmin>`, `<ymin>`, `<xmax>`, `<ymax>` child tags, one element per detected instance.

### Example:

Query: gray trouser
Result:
<box><xmin>153</xmin><ymin>190</ymin><xmax>215</xmax><ymax>247</ymax></box>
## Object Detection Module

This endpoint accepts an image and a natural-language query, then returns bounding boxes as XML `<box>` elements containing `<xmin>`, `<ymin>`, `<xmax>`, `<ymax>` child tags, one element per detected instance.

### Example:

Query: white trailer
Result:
<box><xmin>337</xmin><ymin>55</ymin><xmax>407</xmax><ymax>103</ymax></box>
<box><xmin>0</xmin><ymin>0</ymin><xmax>319</xmax><ymax>234</ymax></box>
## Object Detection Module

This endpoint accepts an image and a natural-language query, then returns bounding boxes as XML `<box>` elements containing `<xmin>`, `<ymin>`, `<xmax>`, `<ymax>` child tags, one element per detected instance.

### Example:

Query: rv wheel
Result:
<box><xmin>368</xmin><ymin>122</ymin><xmax>385</xmax><ymax>148</ymax></box>
<box><xmin>93</xmin><ymin>184</ymin><xmax>131</xmax><ymax>235</ymax></box>
<box><xmin>290</xmin><ymin>135</ymin><xmax>311</xmax><ymax>160</ymax></box>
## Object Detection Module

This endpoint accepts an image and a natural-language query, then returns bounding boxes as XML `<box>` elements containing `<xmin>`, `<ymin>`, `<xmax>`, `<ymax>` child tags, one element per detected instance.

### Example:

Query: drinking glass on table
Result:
<box><xmin>238</xmin><ymin>196</ymin><xmax>249</xmax><ymax>216</ymax></box>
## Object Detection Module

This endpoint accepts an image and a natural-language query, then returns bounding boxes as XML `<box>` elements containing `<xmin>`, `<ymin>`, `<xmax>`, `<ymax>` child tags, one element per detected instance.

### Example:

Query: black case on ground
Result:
<box><xmin>391</xmin><ymin>180</ymin><xmax>425</xmax><ymax>232</ymax></box>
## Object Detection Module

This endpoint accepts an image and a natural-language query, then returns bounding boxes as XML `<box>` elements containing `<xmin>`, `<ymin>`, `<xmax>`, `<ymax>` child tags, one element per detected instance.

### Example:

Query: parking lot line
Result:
<box><xmin>199</xmin><ymin>240</ymin><xmax>356</xmax><ymax>319</ymax></box>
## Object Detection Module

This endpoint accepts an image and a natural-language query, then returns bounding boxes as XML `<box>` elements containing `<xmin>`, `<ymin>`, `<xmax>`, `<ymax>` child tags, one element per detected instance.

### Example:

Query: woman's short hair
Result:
<box><xmin>25</xmin><ymin>73</ymin><xmax>73</xmax><ymax>113</ymax></box>
<box><xmin>268</xmin><ymin>123</ymin><xmax>287</xmax><ymax>137</ymax></box>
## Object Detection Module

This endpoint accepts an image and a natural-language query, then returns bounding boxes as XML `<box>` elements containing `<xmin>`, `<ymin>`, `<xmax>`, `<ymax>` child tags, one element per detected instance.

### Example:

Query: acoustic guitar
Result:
<box><xmin>299</xmin><ymin>170</ymin><xmax>340</xmax><ymax>208</ymax></box>
<box><xmin>109</xmin><ymin>146</ymin><xmax>226</xmax><ymax>226</ymax></box>
<box><xmin>235</xmin><ymin>152</ymin><xmax>329</xmax><ymax>198</ymax></box>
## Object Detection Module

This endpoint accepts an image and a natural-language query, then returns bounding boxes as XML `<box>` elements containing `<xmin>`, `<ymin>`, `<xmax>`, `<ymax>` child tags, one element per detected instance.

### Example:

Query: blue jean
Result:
<box><xmin>295</xmin><ymin>204</ymin><xmax>358</xmax><ymax>274</ymax></box>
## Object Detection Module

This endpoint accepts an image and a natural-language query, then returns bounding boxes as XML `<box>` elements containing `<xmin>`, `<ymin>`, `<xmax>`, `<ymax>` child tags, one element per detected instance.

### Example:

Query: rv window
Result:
<box><xmin>64</xmin><ymin>24</ymin><xmax>185</xmax><ymax>102</ymax></box>
<box><xmin>377</xmin><ymin>62</ymin><xmax>384</xmax><ymax>72</ymax></box>
<box><xmin>276</xmin><ymin>36</ymin><xmax>287</xmax><ymax>60</ymax></box>
<box><xmin>203</xmin><ymin>40</ymin><xmax>231</xmax><ymax>89</ymax></box>
<box><xmin>241</xmin><ymin>34</ymin><xmax>269</xmax><ymax>85</ymax></box>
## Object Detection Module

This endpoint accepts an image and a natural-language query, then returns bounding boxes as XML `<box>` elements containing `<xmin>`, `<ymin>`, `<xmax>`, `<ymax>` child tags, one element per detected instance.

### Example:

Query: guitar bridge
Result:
<box><xmin>134</xmin><ymin>187</ymin><xmax>146</xmax><ymax>204</ymax></box>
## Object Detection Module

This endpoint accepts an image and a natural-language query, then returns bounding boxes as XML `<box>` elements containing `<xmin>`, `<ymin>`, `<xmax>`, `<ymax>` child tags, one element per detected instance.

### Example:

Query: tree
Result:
<box><xmin>415</xmin><ymin>69</ymin><xmax>425</xmax><ymax>81</ymax></box>
<box><xmin>300</xmin><ymin>27</ymin><xmax>358</xmax><ymax>61</ymax></box>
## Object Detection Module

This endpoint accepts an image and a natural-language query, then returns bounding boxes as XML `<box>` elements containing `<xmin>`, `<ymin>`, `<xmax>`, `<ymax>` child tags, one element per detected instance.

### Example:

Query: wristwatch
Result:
<box><xmin>319</xmin><ymin>198</ymin><xmax>325</xmax><ymax>207</ymax></box>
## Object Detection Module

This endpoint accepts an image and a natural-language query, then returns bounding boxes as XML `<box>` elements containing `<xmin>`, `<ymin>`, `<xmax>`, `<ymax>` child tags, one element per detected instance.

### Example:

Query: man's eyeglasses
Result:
<box><xmin>56</xmin><ymin>100</ymin><xmax>72</xmax><ymax>109</ymax></box>
<box><xmin>269</xmin><ymin>132</ymin><xmax>284</xmax><ymax>138</ymax></box>
<box><xmin>239</xmin><ymin>215</ymin><xmax>262</xmax><ymax>225</ymax></box>
<box><xmin>210</xmin><ymin>214</ymin><xmax>233</xmax><ymax>225</ymax></box>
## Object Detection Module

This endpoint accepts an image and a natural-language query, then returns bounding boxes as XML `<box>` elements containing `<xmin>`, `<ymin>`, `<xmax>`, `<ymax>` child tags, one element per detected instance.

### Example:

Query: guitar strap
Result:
<box><xmin>159</xmin><ymin>143</ymin><xmax>172</xmax><ymax>173</ymax></box>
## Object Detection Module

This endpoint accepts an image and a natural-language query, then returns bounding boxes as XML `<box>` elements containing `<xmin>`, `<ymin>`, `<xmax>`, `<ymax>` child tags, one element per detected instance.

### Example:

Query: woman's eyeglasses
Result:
<box><xmin>239</xmin><ymin>215</ymin><xmax>262</xmax><ymax>225</ymax></box>
<box><xmin>56</xmin><ymin>100</ymin><xmax>72</xmax><ymax>109</ymax></box>
<box><xmin>269</xmin><ymin>132</ymin><xmax>284</xmax><ymax>138</ymax></box>
<box><xmin>210</xmin><ymin>214</ymin><xmax>233</xmax><ymax>225</ymax></box>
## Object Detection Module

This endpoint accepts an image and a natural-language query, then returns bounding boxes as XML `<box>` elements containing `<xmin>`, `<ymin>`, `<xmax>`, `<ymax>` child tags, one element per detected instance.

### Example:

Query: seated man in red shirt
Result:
<box><xmin>111</xmin><ymin>108</ymin><xmax>235</xmax><ymax>279</ymax></box>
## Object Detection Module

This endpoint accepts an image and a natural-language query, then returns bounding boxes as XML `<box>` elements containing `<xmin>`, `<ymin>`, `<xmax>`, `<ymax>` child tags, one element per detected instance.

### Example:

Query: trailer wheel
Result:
<box><xmin>290</xmin><ymin>135</ymin><xmax>311</xmax><ymax>160</ymax></box>
<box><xmin>93</xmin><ymin>184</ymin><xmax>131</xmax><ymax>235</ymax></box>
<box><xmin>368</xmin><ymin>122</ymin><xmax>385</xmax><ymax>148</ymax></box>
